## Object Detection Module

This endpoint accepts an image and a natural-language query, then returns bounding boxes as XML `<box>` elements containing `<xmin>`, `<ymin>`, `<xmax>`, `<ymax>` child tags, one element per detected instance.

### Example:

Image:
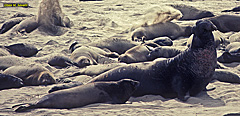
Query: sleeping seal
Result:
<box><xmin>13</xmin><ymin>79</ymin><xmax>139</xmax><ymax>112</ymax></box>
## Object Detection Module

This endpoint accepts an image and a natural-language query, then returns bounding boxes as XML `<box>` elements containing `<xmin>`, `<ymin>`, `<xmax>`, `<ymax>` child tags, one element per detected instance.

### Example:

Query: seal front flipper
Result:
<box><xmin>12</xmin><ymin>103</ymin><xmax>36</xmax><ymax>112</ymax></box>
<box><xmin>171</xmin><ymin>75</ymin><xmax>191</xmax><ymax>101</ymax></box>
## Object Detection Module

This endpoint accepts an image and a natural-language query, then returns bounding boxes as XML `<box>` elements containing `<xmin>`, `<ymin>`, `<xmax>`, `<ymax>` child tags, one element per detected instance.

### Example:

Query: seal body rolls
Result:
<box><xmin>89</xmin><ymin>19</ymin><xmax>217</xmax><ymax>101</ymax></box>
<box><xmin>13</xmin><ymin>79</ymin><xmax>139</xmax><ymax>112</ymax></box>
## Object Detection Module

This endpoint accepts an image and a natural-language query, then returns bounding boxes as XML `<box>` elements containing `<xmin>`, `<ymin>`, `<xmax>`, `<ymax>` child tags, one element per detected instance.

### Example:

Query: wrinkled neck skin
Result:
<box><xmin>151</xmin><ymin>30</ymin><xmax>216</xmax><ymax>77</ymax></box>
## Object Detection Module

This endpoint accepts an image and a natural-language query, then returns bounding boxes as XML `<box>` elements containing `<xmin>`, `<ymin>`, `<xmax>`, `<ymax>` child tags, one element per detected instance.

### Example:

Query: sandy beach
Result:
<box><xmin>0</xmin><ymin>0</ymin><xmax>240</xmax><ymax>115</ymax></box>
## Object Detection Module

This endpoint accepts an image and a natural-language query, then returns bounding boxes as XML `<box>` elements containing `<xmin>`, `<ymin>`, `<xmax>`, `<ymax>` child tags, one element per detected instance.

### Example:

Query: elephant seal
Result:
<box><xmin>71</xmin><ymin>63</ymin><xmax>127</xmax><ymax>77</ymax></box>
<box><xmin>86</xmin><ymin>38</ymin><xmax>138</xmax><ymax>54</ymax></box>
<box><xmin>3</xmin><ymin>43</ymin><xmax>40</xmax><ymax>57</ymax></box>
<box><xmin>89</xmin><ymin>19</ymin><xmax>217</xmax><ymax>101</ymax></box>
<box><xmin>217</xmin><ymin>52</ymin><xmax>240</xmax><ymax>63</ymax></box>
<box><xmin>14</xmin><ymin>16</ymin><xmax>39</xmax><ymax>35</ymax></box>
<box><xmin>3</xmin><ymin>65</ymin><xmax>56</xmax><ymax>86</ymax></box>
<box><xmin>118</xmin><ymin>43</ymin><xmax>160</xmax><ymax>64</ymax></box>
<box><xmin>217</xmin><ymin>42</ymin><xmax>240</xmax><ymax>63</ymax></box>
<box><xmin>70</xmin><ymin>45</ymin><xmax>118</xmax><ymax>68</ymax></box>
<box><xmin>37</xmin><ymin>0</ymin><xmax>73</xmax><ymax>35</ymax></box>
<box><xmin>170</xmin><ymin>4</ymin><xmax>214</xmax><ymax>20</ymax></box>
<box><xmin>222</xmin><ymin>6</ymin><xmax>240</xmax><ymax>12</ymax></box>
<box><xmin>149</xmin><ymin>37</ymin><xmax>173</xmax><ymax>46</ymax></box>
<box><xmin>48</xmin><ymin>55</ymin><xmax>78</xmax><ymax>68</ymax></box>
<box><xmin>225</xmin><ymin>42</ymin><xmax>240</xmax><ymax>54</ymax></box>
<box><xmin>213</xmin><ymin>69</ymin><xmax>240</xmax><ymax>84</ymax></box>
<box><xmin>187</xmin><ymin>30</ymin><xmax>225</xmax><ymax>48</ymax></box>
<box><xmin>209</xmin><ymin>15</ymin><xmax>240</xmax><ymax>33</ymax></box>
<box><xmin>0</xmin><ymin>17</ymin><xmax>25</xmax><ymax>34</ymax></box>
<box><xmin>131</xmin><ymin>21</ymin><xmax>192</xmax><ymax>41</ymax></box>
<box><xmin>0</xmin><ymin>73</ymin><xmax>24</xmax><ymax>90</ymax></box>
<box><xmin>147</xmin><ymin>46</ymin><xmax>185</xmax><ymax>60</ymax></box>
<box><xmin>13</xmin><ymin>79</ymin><xmax>139</xmax><ymax>112</ymax></box>
<box><xmin>0</xmin><ymin>56</ymin><xmax>28</xmax><ymax>70</ymax></box>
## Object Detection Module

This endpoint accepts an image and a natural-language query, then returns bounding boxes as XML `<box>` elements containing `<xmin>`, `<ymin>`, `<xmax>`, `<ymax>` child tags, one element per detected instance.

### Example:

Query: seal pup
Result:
<box><xmin>0</xmin><ymin>17</ymin><xmax>25</xmax><ymax>34</ymax></box>
<box><xmin>147</xmin><ymin>46</ymin><xmax>185</xmax><ymax>60</ymax></box>
<box><xmin>217</xmin><ymin>42</ymin><xmax>240</xmax><ymax>63</ymax></box>
<box><xmin>209</xmin><ymin>15</ymin><xmax>240</xmax><ymax>33</ymax></box>
<box><xmin>0</xmin><ymin>73</ymin><xmax>24</xmax><ymax>90</ymax></box>
<box><xmin>3</xmin><ymin>65</ymin><xmax>56</xmax><ymax>86</ymax></box>
<box><xmin>14</xmin><ymin>16</ymin><xmax>39</xmax><ymax>35</ymax></box>
<box><xmin>3</xmin><ymin>43</ymin><xmax>40</xmax><ymax>57</ymax></box>
<box><xmin>213</xmin><ymin>69</ymin><xmax>240</xmax><ymax>84</ymax></box>
<box><xmin>118</xmin><ymin>43</ymin><xmax>160</xmax><ymax>64</ymax></box>
<box><xmin>48</xmin><ymin>55</ymin><xmax>78</xmax><ymax>68</ymax></box>
<box><xmin>13</xmin><ymin>79</ymin><xmax>139</xmax><ymax>112</ymax></box>
<box><xmin>89</xmin><ymin>19</ymin><xmax>217</xmax><ymax>101</ymax></box>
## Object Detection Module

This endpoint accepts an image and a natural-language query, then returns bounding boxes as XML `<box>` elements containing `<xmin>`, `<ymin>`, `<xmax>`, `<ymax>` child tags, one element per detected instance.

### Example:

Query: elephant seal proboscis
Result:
<box><xmin>88</xmin><ymin>19</ymin><xmax>217</xmax><ymax>101</ymax></box>
<box><xmin>13</xmin><ymin>79</ymin><xmax>139</xmax><ymax>112</ymax></box>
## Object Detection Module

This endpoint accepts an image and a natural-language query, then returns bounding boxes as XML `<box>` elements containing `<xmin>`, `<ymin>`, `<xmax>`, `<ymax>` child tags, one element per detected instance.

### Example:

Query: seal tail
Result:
<box><xmin>12</xmin><ymin>103</ymin><xmax>36</xmax><ymax>112</ymax></box>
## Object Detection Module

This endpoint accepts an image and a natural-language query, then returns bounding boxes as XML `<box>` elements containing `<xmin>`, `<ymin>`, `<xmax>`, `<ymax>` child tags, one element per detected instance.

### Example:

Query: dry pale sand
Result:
<box><xmin>0</xmin><ymin>0</ymin><xmax>240</xmax><ymax>115</ymax></box>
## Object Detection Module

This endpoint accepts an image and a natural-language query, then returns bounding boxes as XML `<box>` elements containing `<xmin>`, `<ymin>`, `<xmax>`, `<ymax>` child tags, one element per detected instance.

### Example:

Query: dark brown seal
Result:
<box><xmin>209</xmin><ymin>15</ymin><xmax>240</xmax><ymax>33</ymax></box>
<box><xmin>170</xmin><ymin>4</ymin><xmax>214</xmax><ymax>20</ymax></box>
<box><xmin>0</xmin><ymin>73</ymin><xmax>24</xmax><ymax>90</ymax></box>
<box><xmin>13</xmin><ymin>79</ymin><xmax>139</xmax><ymax>112</ymax></box>
<box><xmin>3</xmin><ymin>43</ymin><xmax>40</xmax><ymax>57</ymax></box>
<box><xmin>89</xmin><ymin>19</ymin><xmax>217</xmax><ymax>101</ymax></box>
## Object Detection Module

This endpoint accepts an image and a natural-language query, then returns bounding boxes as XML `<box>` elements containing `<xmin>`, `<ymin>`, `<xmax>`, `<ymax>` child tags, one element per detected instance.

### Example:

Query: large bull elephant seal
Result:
<box><xmin>13</xmin><ymin>79</ymin><xmax>139</xmax><ymax>112</ymax></box>
<box><xmin>88</xmin><ymin>19</ymin><xmax>217</xmax><ymax>101</ymax></box>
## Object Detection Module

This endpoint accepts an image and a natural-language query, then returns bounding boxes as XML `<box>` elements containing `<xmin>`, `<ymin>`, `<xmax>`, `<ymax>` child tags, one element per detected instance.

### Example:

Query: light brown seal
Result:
<box><xmin>131</xmin><ymin>21</ymin><xmax>192</xmax><ymax>41</ymax></box>
<box><xmin>13</xmin><ymin>79</ymin><xmax>139</xmax><ymax>112</ymax></box>
<box><xmin>70</xmin><ymin>45</ymin><xmax>118</xmax><ymax>68</ymax></box>
<box><xmin>3</xmin><ymin>65</ymin><xmax>56</xmax><ymax>86</ymax></box>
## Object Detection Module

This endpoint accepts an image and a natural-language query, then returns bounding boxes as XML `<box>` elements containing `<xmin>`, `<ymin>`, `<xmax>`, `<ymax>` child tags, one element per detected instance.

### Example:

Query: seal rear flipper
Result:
<box><xmin>12</xmin><ymin>103</ymin><xmax>36</xmax><ymax>112</ymax></box>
